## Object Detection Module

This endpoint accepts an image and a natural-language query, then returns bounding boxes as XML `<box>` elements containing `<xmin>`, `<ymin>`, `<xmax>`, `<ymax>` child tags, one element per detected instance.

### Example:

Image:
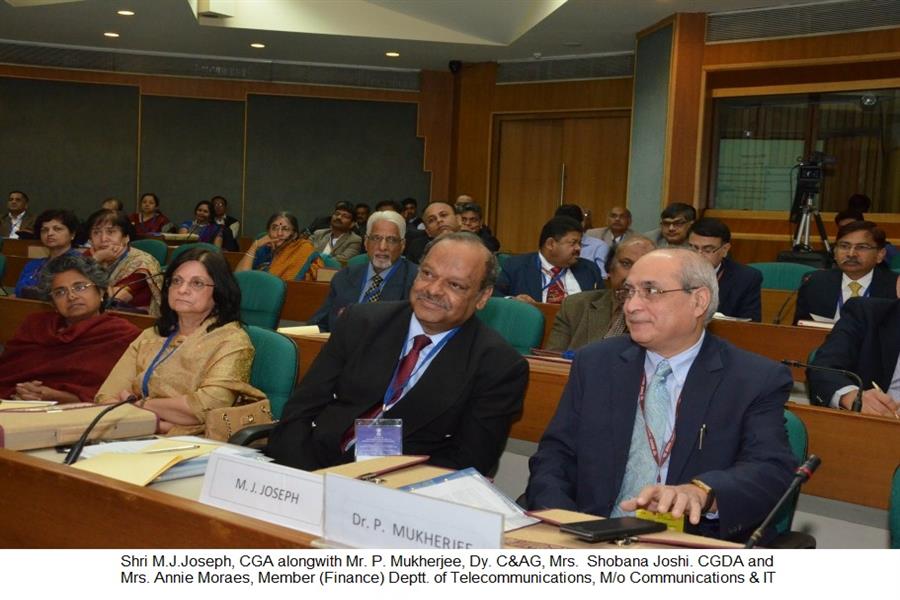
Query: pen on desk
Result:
<box><xmin>142</xmin><ymin>444</ymin><xmax>200</xmax><ymax>454</ymax></box>
<box><xmin>698</xmin><ymin>424</ymin><xmax>707</xmax><ymax>450</ymax></box>
<box><xmin>870</xmin><ymin>382</ymin><xmax>900</xmax><ymax>420</ymax></box>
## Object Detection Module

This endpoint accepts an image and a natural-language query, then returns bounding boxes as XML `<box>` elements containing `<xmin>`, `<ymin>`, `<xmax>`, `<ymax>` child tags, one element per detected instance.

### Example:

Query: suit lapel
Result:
<box><xmin>527</xmin><ymin>253</ymin><xmax>544</xmax><ymax>300</ymax></box>
<box><xmin>667</xmin><ymin>335</ymin><xmax>724</xmax><ymax>484</ymax></box>
<box><xmin>611</xmin><ymin>343</ymin><xmax>644</xmax><ymax>490</ymax></box>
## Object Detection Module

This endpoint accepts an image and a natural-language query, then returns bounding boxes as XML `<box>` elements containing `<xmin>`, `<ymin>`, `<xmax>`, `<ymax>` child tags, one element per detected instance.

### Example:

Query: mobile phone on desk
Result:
<box><xmin>560</xmin><ymin>517</ymin><xmax>666</xmax><ymax>543</ymax></box>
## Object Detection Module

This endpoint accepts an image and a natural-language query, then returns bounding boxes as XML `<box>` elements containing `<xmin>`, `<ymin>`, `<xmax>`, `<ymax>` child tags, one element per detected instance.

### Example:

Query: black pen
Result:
<box><xmin>699</xmin><ymin>424</ymin><xmax>707</xmax><ymax>450</ymax></box>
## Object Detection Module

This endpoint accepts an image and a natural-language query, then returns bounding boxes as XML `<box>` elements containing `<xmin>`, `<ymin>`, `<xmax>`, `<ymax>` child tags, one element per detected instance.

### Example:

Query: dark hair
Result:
<box><xmin>402</xmin><ymin>197</ymin><xmax>418</xmax><ymax>209</ymax></box>
<box><xmin>333</xmin><ymin>201</ymin><xmax>354</xmax><ymax>215</ymax></box>
<box><xmin>38</xmin><ymin>254</ymin><xmax>109</xmax><ymax>306</ymax></box>
<box><xmin>847</xmin><ymin>193</ymin><xmax>871</xmax><ymax>213</ymax></box>
<box><xmin>660</xmin><ymin>202</ymin><xmax>696</xmax><ymax>222</ymax></box>
<box><xmin>836</xmin><ymin>220</ymin><xmax>886</xmax><ymax>249</ymax></box>
<box><xmin>86</xmin><ymin>209</ymin><xmax>136</xmax><ymax>241</ymax></box>
<box><xmin>194</xmin><ymin>199</ymin><xmax>214</xmax><ymax>217</ymax></box>
<box><xmin>140</xmin><ymin>192</ymin><xmax>160</xmax><ymax>207</ymax></box>
<box><xmin>376</xmin><ymin>199</ymin><xmax>402</xmax><ymax>212</ymax></box>
<box><xmin>102</xmin><ymin>197</ymin><xmax>123</xmax><ymax>211</ymax></box>
<box><xmin>554</xmin><ymin>204</ymin><xmax>584</xmax><ymax>223</ymax></box>
<box><xmin>539</xmin><ymin>216</ymin><xmax>582</xmax><ymax>248</ymax></box>
<box><xmin>211</xmin><ymin>195</ymin><xmax>227</xmax><ymax>207</ymax></box>
<box><xmin>689</xmin><ymin>217</ymin><xmax>731</xmax><ymax>243</ymax></box>
<box><xmin>835</xmin><ymin>209</ymin><xmax>864</xmax><ymax>226</ymax></box>
<box><xmin>457</xmin><ymin>202</ymin><xmax>482</xmax><ymax>216</ymax></box>
<box><xmin>156</xmin><ymin>247</ymin><xmax>242</xmax><ymax>336</ymax></box>
<box><xmin>422</xmin><ymin>231</ymin><xmax>498</xmax><ymax>291</ymax></box>
<box><xmin>355</xmin><ymin>203</ymin><xmax>371</xmax><ymax>212</ymax></box>
<box><xmin>9</xmin><ymin>190</ymin><xmax>29</xmax><ymax>203</ymax></box>
<box><xmin>265</xmin><ymin>211</ymin><xmax>300</xmax><ymax>239</ymax></box>
<box><xmin>35</xmin><ymin>209</ymin><xmax>79</xmax><ymax>237</ymax></box>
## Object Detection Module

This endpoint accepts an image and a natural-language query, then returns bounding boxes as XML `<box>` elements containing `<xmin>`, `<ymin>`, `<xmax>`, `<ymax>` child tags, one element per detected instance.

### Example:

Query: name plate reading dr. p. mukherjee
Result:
<box><xmin>199</xmin><ymin>449</ymin><xmax>324</xmax><ymax>535</ymax></box>
<box><xmin>322</xmin><ymin>473</ymin><xmax>503</xmax><ymax>549</ymax></box>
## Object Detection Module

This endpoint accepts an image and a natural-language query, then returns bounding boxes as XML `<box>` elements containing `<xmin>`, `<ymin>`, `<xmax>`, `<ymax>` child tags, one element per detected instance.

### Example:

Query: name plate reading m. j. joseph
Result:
<box><xmin>199</xmin><ymin>449</ymin><xmax>324</xmax><ymax>535</ymax></box>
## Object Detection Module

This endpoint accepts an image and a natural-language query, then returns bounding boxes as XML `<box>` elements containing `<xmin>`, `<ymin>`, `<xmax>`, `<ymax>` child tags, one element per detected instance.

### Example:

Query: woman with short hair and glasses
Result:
<box><xmin>0</xmin><ymin>254</ymin><xmax>141</xmax><ymax>403</ymax></box>
<box><xmin>95</xmin><ymin>248</ymin><xmax>264</xmax><ymax>435</ymax></box>
<box><xmin>234</xmin><ymin>211</ymin><xmax>324</xmax><ymax>281</ymax></box>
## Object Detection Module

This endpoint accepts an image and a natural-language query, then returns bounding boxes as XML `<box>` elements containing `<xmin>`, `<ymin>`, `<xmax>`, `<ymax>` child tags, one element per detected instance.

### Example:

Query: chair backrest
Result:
<box><xmin>347</xmin><ymin>253</ymin><xmax>370</xmax><ymax>267</ymax></box>
<box><xmin>168</xmin><ymin>242</ymin><xmax>222</xmax><ymax>265</ymax></box>
<box><xmin>889</xmin><ymin>253</ymin><xmax>900</xmax><ymax>271</ymax></box>
<box><xmin>130</xmin><ymin>239</ymin><xmax>168</xmax><ymax>266</ymax></box>
<box><xmin>496</xmin><ymin>253</ymin><xmax>513</xmax><ymax>267</ymax></box>
<box><xmin>476</xmin><ymin>297</ymin><xmax>544</xmax><ymax>355</ymax></box>
<box><xmin>319</xmin><ymin>253</ymin><xmax>342</xmax><ymax>269</ymax></box>
<box><xmin>235</xmin><ymin>270</ymin><xmax>286</xmax><ymax>329</ymax></box>
<box><xmin>0</xmin><ymin>253</ymin><xmax>6</xmax><ymax>281</ymax></box>
<box><xmin>891</xmin><ymin>466</ymin><xmax>900</xmax><ymax>549</ymax></box>
<box><xmin>748</xmin><ymin>262</ymin><xmax>818</xmax><ymax>291</ymax></box>
<box><xmin>245</xmin><ymin>325</ymin><xmax>297</xmax><ymax>419</ymax></box>
<box><xmin>774</xmin><ymin>409</ymin><xmax>808</xmax><ymax>535</ymax></box>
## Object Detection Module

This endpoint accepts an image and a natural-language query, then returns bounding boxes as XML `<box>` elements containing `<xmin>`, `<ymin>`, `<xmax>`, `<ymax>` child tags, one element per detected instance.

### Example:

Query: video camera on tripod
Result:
<box><xmin>779</xmin><ymin>152</ymin><xmax>837</xmax><ymax>269</ymax></box>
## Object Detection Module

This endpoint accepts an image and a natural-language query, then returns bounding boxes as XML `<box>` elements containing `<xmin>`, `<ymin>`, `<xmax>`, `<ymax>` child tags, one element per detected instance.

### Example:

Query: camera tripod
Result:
<box><xmin>792</xmin><ymin>193</ymin><xmax>831</xmax><ymax>254</ymax></box>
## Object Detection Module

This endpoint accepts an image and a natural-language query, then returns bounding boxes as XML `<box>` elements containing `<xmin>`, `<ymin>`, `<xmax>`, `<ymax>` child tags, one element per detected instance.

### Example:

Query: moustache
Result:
<box><xmin>415</xmin><ymin>291</ymin><xmax>450</xmax><ymax>310</ymax></box>
<box><xmin>840</xmin><ymin>258</ymin><xmax>861</xmax><ymax>265</ymax></box>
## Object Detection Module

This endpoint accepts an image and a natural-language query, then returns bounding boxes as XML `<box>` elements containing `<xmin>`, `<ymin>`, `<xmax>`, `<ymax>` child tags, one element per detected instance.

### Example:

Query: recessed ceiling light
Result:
<box><xmin>117</xmin><ymin>10</ymin><xmax>135</xmax><ymax>16</ymax></box>
<box><xmin>250</xmin><ymin>43</ymin><xmax>266</xmax><ymax>49</ymax></box>
<box><xmin>104</xmin><ymin>32</ymin><xmax>120</xmax><ymax>38</ymax></box>
<box><xmin>385</xmin><ymin>51</ymin><xmax>400</xmax><ymax>58</ymax></box>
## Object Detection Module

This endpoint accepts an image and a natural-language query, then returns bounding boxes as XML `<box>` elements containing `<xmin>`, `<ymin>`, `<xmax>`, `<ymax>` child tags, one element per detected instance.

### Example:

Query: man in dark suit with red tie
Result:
<box><xmin>267</xmin><ymin>232</ymin><xmax>528</xmax><ymax>475</ymax></box>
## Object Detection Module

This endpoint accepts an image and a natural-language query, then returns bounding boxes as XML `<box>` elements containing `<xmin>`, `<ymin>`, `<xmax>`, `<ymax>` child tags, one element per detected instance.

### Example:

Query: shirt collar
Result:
<box><xmin>538</xmin><ymin>251</ymin><xmax>557</xmax><ymax>273</ymax></box>
<box><xmin>841</xmin><ymin>269</ymin><xmax>874</xmax><ymax>291</ymax></box>
<box><xmin>645</xmin><ymin>331</ymin><xmax>706</xmax><ymax>387</ymax></box>
<box><xmin>407</xmin><ymin>313</ymin><xmax>455</xmax><ymax>347</ymax></box>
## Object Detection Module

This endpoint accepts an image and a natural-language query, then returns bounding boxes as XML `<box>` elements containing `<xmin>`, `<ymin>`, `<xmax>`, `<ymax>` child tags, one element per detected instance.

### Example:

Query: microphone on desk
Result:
<box><xmin>744</xmin><ymin>455</ymin><xmax>821</xmax><ymax>549</ymax></box>
<box><xmin>781</xmin><ymin>359</ymin><xmax>864</xmax><ymax>412</ymax></box>
<box><xmin>63</xmin><ymin>395</ymin><xmax>140</xmax><ymax>465</ymax></box>
<box><xmin>773</xmin><ymin>272</ymin><xmax>813</xmax><ymax>325</ymax></box>
<box><xmin>102</xmin><ymin>271</ymin><xmax>164</xmax><ymax>312</ymax></box>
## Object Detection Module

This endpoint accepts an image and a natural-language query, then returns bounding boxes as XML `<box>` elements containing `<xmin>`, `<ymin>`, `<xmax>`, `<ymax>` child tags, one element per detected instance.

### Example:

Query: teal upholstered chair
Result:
<box><xmin>767</xmin><ymin>410</ymin><xmax>816</xmax><ymax>548</ymax></box>
<box><xmin>496</xmin><ymin>253</ymin><xmax>513</xmax><ymax>268</ymax></box>
<box><xmin>235</xmin><ymin>270</ymin><xmax>286</xmax><ymax>329</ymax></box>
<box><xmin>748</xmin><ymin>262</ymin><xmax>818</xmax><ymax>291</ymax></box>
<box><xmin>890</xmin><ymin>466</ymin><xmax>900</xmax><ymax>549</ymax></box>
<box><xmin>0</xmin><ymin>253</ymin><xmax>6</xmax><ymax>282</ymax></box>
<box><xmin>130</xmin><ymin>239</ymin><xmax>168</xmax><ymax>266</ymax></box>
<box><xmin>476</xmin><ymin>297</ymin><xmax>544</xmax><ymax>355</ymax></box>
<box><xmin>168</xmin><ymin>242</ymin><xmax>221</xmax><ymax>265</ymax></box>
<box><xmin>245</xmin><ymin>325</ymin><xmax>297</xmax><ymax>419</ymax></box>
<box><xmin>889</xmin><ymin>254</ymin><xmax>900</xmax><ymax>271</ymax></box>
<box><xmin>347</xmin><ymin>253</ymin><xmax>369</xmax><ymax>267</ymax></box>
<box><xmin>319</xmin><ymin>253</ymin><xmax>342</xmax><ymax>269</ymax></box>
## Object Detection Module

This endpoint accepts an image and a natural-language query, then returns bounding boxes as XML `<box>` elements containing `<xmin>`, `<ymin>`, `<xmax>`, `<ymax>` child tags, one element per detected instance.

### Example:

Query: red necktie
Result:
<box><xmin>546</xmin><ymin>266</ymin><xmax>566</xmax><ymax>304</ymax></box>
<box><xmin>340</xmin><ymin>334</ymin><xmax>432</xmax><ymax>451</ymax></box>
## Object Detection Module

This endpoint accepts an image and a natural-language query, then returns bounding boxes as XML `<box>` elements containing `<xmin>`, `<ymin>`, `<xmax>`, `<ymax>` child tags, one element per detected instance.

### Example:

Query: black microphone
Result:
<box><xmin>745</xmin><ymin>455</ymin><xmax>821</xmax><ymax>548</ymax></box>
<box><xmin>63</xmin><ymin>395</ymin><xmax>140</xmax><ymax>465</ymax></box>
<box><xmin>103</xmin><ymin>271</ymin><xmax>164</xmax><ymax>311</ymax></box>
<box><xmin>781</xmin><ymin>359</ymin><xmax>864</xmax><ymax>412</ymax></box>
<box><xmin>773</xmin><ymin>272</ymin><xmax>813</xmax><ymax>325</ymax></box>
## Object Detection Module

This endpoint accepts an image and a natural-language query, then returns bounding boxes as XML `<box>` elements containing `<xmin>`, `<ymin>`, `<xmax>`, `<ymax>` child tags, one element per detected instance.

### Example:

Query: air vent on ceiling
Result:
<box><xmin>707</xmin><ymin>0</ymin><xmax>900</xmax><ymax>43</ymax></box>
<box><xmin>497</xmin><ymin>53</ymin><xmax>633</xmax><ymax>84</ymax></box>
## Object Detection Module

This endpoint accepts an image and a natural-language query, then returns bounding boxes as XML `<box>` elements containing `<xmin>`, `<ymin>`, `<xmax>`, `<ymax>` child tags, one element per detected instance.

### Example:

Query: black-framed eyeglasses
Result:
<box><xmin>169</xmin><ymin>276</ymin><xmax>215</xmax><ymax>291</ymax></box>
<box><xmin>49</xmin><ymin>281</ymin><xmax>97</xmax><ymax>299</ymax></box>
<box><xmin>614</xmin><ymin>285</ymin><xmax>699</xmax><ymax>303</ymax></box>
<box><xmin>366</xmin><ymin>234</ymin><xmax>402</xmax><ymax>246</ymax></box>
<box><xmin>689</xmin><ymin>243</ymin><xmax>725</xmax><ymax>255</ymax></box>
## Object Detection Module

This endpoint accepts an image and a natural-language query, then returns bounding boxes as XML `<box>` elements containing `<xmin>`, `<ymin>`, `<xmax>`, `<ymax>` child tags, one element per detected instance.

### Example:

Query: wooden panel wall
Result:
<box><xmin>450</xmin><ymin>63</ymin><xmax>497</xmax><ymax>205</ymax></box>
<box><xmin>418</xmin><ymin>70</ymin><xmax>454</xmax><ymax>202</ymax></box>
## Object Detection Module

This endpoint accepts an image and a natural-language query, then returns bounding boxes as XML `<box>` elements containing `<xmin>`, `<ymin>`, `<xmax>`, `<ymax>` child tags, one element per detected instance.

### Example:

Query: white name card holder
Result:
<box><xmin>322</xmin><ymin>473</ymin><xmax>503</xmax><ymax>549</ymax></box>
<box><xmin>199</xmin><ymin>449</ymin><xmax>324</xmax><ymax>535</ymax></box>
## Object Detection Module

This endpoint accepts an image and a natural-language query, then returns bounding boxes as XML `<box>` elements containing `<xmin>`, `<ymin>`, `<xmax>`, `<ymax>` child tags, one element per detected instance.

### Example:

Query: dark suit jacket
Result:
<box><xmin>267</xmin><ymin>301</ymin><xmax>528</xmax><ymax>475</ymax></box>
<box><xmin>717</xmin><ymin>258</ymin><xmax>762</xmax><ymax>321</ymax></box>
<box><xmin>794</xmin><ymin>267</ymin><xmax>897</xmax><ymax>324</ymax></box>
<box><xmin>307</xmin><ymin>258</ymin><xmax>418</xmax><ymax>332</ymax></box>
<box><xmin>494</xmin><ymin>252</ymin><xmax>603</xmax><ymax>302</ymax></box>
<box><xmin>403</xmin><ymin>230</ymin><xmax>431</xmax><ymax>264</ymax></box>
<box><xmin>544</xmin><ymin>288</ymin><xmax>614</xmax><ymax>352</ymax></box>
<box><xmin>808</xmin><ymin>297</ymin><xmax>900</xmax><ymax>407</ymax></box>
<box><xmin>526</xmin><ymin>334</ymin><xmax>795</xmax><ymax>541</ymax></box>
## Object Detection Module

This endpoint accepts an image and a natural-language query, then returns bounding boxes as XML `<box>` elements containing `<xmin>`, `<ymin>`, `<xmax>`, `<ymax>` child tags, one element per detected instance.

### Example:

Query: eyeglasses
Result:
<box><xmin>366</xmin><ymin>234</ymin><xmax>402</xmax><ymax>246</ymax></box>
<box><xmin>169</xmin><ymin>276</ymin><xmax>215</xmax><ymax>291</ymax></box>
<box><xmin>614</xmin><ymin>285</ymin><xmax>698</xmax><ymax>303</ymax></box>
<box><xmin>835</xmin><ymin>242</ymin><xmax>878</xmax><ymax>253</ymax></box>
<box><xmin>50</xmin><ymin>281</ymin><xmax>97</xmax><ymax>299</ymax></box>
<box><xmin>689</xmin><ymin>244</ymin><xmax>725</xmax><ymax>255</ymax></box>
<box><xmin>661</xmin><ymin>219</ymin><xmax>691</xmax><ymax>229</ymax></box>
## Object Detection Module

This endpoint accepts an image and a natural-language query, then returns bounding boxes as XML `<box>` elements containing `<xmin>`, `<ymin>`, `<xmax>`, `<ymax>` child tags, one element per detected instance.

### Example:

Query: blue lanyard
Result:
<box><xmin>835</xmin><ymin>284</ymin><xmax>870</xmax><ymax>313</ymax></box>
<box><xmin>381</xmin><ymin>327</ymin><xmax>460</xmax><ymax>412</ymax></box>
<box><xmin>537</xmin><ymin>255</ymin><xmax>568</xmax><ymax>291</ymax></box>
<box><xmin>358</xmin><ymin>260</ymin><xmax>401</xmax><ymax>300</ymax></box>
<box><xmin>141</xmin><ymin>330</ymin><xmax>179</xmax><ymax>398</ymax></box>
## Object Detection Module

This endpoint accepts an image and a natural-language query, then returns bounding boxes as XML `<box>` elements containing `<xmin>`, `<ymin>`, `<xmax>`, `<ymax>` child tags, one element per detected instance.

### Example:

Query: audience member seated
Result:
<box><xmin>457</xmin><ymin>201</ymin><xmax>500</xmax><ymax>252</ymax></box>
<box><xmin>129</xmin><ymin>192</ymin><xmax>172</xmax><ymax>235</ymax></box>
<box><xmin>234</xmin><ymin>212</ymin><xmax>323</xmax><ymax>281</ymax></box>
<box><xmin>794</xmin><ymin>220</ymin><xmax>897</xmax><ymax>324</ymax></box>
<box><xmin>0</xmin><ymin>254</ymin><xmax>141</xmax><ymax>403</ymax></box>
<box><xmin>405</xmin><ymin>201</ymin><xmax>460</xmax><ymax>263</ymax></box>
<box><xmin>545</xmin><ymin>236</ymin><xmax>655</xmax><ymax>351</ymax></box>
<box><xmin>808</xmin><ymin>297</ymin><xmax>900</xmax><ymax>416</ymax></box>
<box><xmin>101</xmin><ymin>198</ymin><xmax>123</xmax><ymax>212</ymax></box>
<box><xmin>309</xmin><ymin>201</ymin><xmax>362</xmax><ymax>263</ymax></box>
<box><xmin>645</xmin><ymin>202</ymin><xmax>696</xmax><ymax>249</ymax></box>
<box><xmin>526</xmin><ymin>249</ymin><xmax>795</xmax><ymax>542</ymax></box>
<box><xmin>836</xmin><ymin>204</ymin><xmax>898</xmax><ymax>264</ymax></box>
<box><xmin>401</xmin><ymin>197</ymin><xmax>424</xmax><ymax>231</ymax></box>
<box><xmin>585</xmin><ymin>206</ymin><xmax>634</xmax><ymax>246</ymax></box>
<box><xmin>494</xmin><ymin>216</ymin><xmax>603</xmax><ymax>304</ymax></box>
<box><xmin>14</xmin><ymin>209</ymin><xmax>80</xmax><ymax>299</ymax></box>
<box><xmin>96</xmin><ymin>248</ymin><xmax>264</xmax><ymax>435</ymax></box>
<box><xmin>83</xmin><ymin>209</ymin><xmax>162</xmax><ymax>315</ymax></box>
<box><xmin>353</xmin><ymin>203</ymin><xmax>371</xmax><ymax>237</ymax></box>
<box><xmin>267</xmin><ymin>232</ymin><xmax>528</xmax><ymax>475</ymax></box>
<box><xmin>211</xmin><ymin>195</ymin><xmax>241</xmax><ymax>245</ymax></box>
<box><xmin>2</xmin><ymin>190</ymin><xmax>36</xmax><ymax>239</ymax></box>
<box><xmin>308</xmin><ymin>210</ymin><xmax>417</xmax><ymax>332</ymax></box>
<box><xmin>555</xmin><ymin>204</ymin><xmax>610</xmax><ymax>278</ymax></box>
<box><xmin>688</xmin><ymin>217</ymin><xmax>762</xmax><ymax>321</ymax></box>
<box><xmin>178</xmin><ymin>200</ymin><xmax>224</xmax><ymax>247</ymax></box>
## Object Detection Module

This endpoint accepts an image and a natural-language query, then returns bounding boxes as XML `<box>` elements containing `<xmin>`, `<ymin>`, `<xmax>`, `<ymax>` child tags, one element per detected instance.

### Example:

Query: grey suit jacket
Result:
<box><xmin>309</xmin><ymin>228</ymin><xmax>362</xmax><ymax>263</ymax></box>
<box><xmin>544</xmin><ymin>289</ymin><xmax>615</xmax><ymax>352</ymax></box>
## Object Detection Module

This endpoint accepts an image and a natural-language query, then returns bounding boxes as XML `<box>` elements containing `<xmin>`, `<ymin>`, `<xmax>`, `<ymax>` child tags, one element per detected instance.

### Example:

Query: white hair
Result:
<box><xmin>366</xmin><ymin>210</ymin><xmax>406</xmax><ymax>238</ymax></box>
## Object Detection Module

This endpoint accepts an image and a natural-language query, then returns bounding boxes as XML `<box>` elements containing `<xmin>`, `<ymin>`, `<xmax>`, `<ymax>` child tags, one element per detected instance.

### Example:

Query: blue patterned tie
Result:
<box><xmin>644</xmin><ymin>359</ymin><xmax>673</xmax><ymax>455</ymax></box>
<box><xmin>362</xmin><ymin>273</ymin><xmax>383</xmax><ymax>303</ymax></box>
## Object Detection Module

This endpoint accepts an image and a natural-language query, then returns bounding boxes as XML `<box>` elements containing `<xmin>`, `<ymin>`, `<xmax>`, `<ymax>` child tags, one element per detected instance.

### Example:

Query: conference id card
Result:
<box><xmin>355</xmin><ymin>419</ymin><xmax>402</xmax><ymax>461</ymax></box>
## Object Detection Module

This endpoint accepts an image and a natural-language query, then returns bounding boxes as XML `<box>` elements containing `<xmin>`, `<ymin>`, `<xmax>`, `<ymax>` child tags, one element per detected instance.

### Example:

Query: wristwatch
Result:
<box><xmin>690</xmin><ymin>479</ymin><xmax>716</xmax><ymax>513</ymax></box>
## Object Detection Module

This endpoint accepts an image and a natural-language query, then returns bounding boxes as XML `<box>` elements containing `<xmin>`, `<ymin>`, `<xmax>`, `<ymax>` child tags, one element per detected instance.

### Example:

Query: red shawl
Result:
<box><xmin>0</xmin><ymin>312</ymin><xmax>141</xmax><ymax>403</ymax></box>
